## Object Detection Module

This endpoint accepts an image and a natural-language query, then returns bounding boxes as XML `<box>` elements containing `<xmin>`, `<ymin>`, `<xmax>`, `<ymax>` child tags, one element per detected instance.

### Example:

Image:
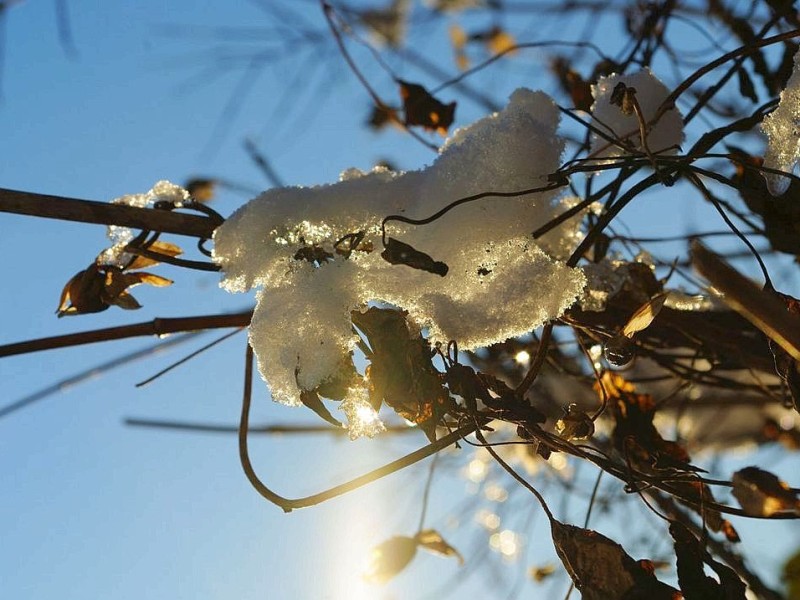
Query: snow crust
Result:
<box><xmin>590</xmin><ymin>68</ymin><xmax>684</xmax><ymax>158</ymax></box>
<box><xmin>214</xmin><ymin>89</ymin><xmax>586</xmax><ymax>406</ymax></box>
<box><xmin>100</xmin><ymin>180</ymin><xmax>189</xmax><ymax>266</ymax></box>
<box><xmin>762</xmin><ymin>47</ymin><xmax>800</xmax><ymax>195</ymax></box>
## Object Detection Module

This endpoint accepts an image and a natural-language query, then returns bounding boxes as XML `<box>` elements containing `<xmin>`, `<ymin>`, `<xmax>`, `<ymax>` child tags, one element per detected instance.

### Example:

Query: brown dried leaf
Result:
<box><xmin>670</xmin><ymin>522</ymin><xmax>746</xmax><ymax>599</ymax></box>
<box><xmin>398</xmin><ymin>80</ymin><xmax>456</xmax><ymax>135</ymax></box>
<box><xmin>414</xmin><ymin>529</ymin><xmax>464</xmax><ymax>565</ymax></box>
<box><xmin>381</xmin><ymin>237</ymin><xmax>449</xmax><ymax>276</ymax></box>
<box><xmin>126</xmin><ymin>241</ymin><xmax>183</xmax><ymax>270</ymax></box>
<box><xmin>552</xmin><ymin>520</ymin><xmax>680</xmax><ymax>600</ymax></box>
<box><xmin>109</xmin><ymin>291</ymin><xmax>142</xmax><ymax>310</ymax></box>
<box><xmin>555</xmin><ymin>404</ymin><xmax>595</xmax><ymax>441</ymax></box>
<box><xmin>732</xmin><ymin>466</ymin><xmax>800</xmax><ymax>517</ymax></box>
<box><xmin>56</xmin><ymin>264</ymin><xmax>108</xmax><ymax>317</ymax></box>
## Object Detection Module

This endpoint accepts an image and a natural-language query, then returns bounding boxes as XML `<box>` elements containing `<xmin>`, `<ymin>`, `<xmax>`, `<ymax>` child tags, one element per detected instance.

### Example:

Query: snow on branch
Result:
<box><xmin>213</xmin><ymin>89</ymin><xmax>586</xmax><ymax>407</ymax></box>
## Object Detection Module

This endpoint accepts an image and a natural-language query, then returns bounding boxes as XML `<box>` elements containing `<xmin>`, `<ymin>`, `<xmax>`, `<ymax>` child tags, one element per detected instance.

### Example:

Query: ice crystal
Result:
<box><xmin>214</xmin><ymin>89</ymin><xmax>587</xmax><ymax>406</ymax></box>
<box><xmin>762</xmin><ymin>46</ymin><xmax>800</xmax><ymax>195</ymax></box>
<box><xmin>100</xmin><ymin>181</ymin><xmax>189</xmax><ymax>266</ymax></box>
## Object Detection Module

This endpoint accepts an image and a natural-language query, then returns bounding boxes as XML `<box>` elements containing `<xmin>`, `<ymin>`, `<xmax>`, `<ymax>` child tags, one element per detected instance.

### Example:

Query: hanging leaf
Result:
<box><xmin>185</xmin><ymin>178</ymin><xmax>216</xmax><ymax>203</ymax></box>
<box><xmin>552</xmin><ymin>58</ymin><xmax>595</xmax><ymax>112</ymax></box>
<box><xmin>362</xmin><ymin>536</ymin><xmax>418</xmax><ymax>583</ymax></box>
<box><xmin>381</xmin><ymin>237</ymin><xmax>449</xmax><ymax>276</ymax></box>
<box><xmin>736</xmin><ymin>66</ymin><xmax>758</xmax><ymax>103</ymax></box>
<box><xmin>56</xmin><ymin>264</ymin><xmax>172</xmax><ymax>317</ymax></box>
<box><xmin>609</xmin><ymin>82</ymin><xmax>637</xmax><ymax>115</ymax></box>
<box><xmin>622</xmin><ymin>293</ymin><xmax>667</xmax><ymax>338</ymax></box>
<box><xmin>367</xmin><ymin>103</ymin><xmax>399</xmax><ymax>130</ymax></box>
<box><xmin>126</xmin><ymin>241</ymin><xmax>183</xmax><ymax>270</ymax></box>
<box><xmin>529</xmin><ymin>564</ymin><xmax>557</xmax><ymax>582</ymax></box>
<box><xmin>56</xmin><ymin>264</ymin><xmax>109</xmax><ymax>316</ymax></box>
<box><xmin>351</xmin><ymin>307</ymin><xmax>453</xmax><ymax>441</ymax></box>
<box><xmin>732</xmin><ymin>466</ymin><xmax>800</xmax><ymax>517</ymax></box>
<box><xmin>670</xmin><ymin>522</ymin><xmax>746</xmax><ymax>599</ymax></box>
<box><xmin>555</xmin><ymin>403</ymin><xmax>595</xmax><ymax>441</ymax></box>
<box><xmin>551</xmin><ymin>520</ymin><xmax>680</xmax><ymax>599</ymax></box>
<box><xmin>449</xmin><ymin>23</ymin><xmax>469</xmax><ymax>70</ymax></box>
<box><xmin>299</xmin><ymin>389</ymin><xmax>343</xmax><ymax>428</ymax></box>
<box><xmin>398</xmin><ymin>80</ymin><xmax>456</xmax><ymax>135</ymax></box>
<box><xmin>414</xmin><ymin>529</ymin><xmax>464</xmax><ymax>565</ymax></box>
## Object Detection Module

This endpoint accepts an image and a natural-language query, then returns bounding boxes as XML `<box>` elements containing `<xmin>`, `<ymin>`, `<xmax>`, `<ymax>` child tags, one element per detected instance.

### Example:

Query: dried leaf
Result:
<box><xmin>363</xmin><ymin>536</ymin><xmax>418</xmax><ymax>583</ymax></box>
<box><xmin>367</xmin><ymin>103</ymin><xmax>398</xmax><ymax>131</ymax></box>
<box><xmin>414</xmin><ymin>529</ymin><xmax>464</xmax><ymax>565</ymax></box>
<box><xmin>732</xmin><ymin>466</ymin><xmax>800</xmax><ymax>516</ymax></box>
<box><xmin>736</xmin><ymin>66</ymin><xmax>758</xmax><ymax>103</ymax></box>
<box><xmin>449</xmin><ymin>23</ymin><xmax>469</xmax><ymax>70</ymax></box>
<box><xmin>609</xmin><ymin>82</ymin><xmax>637</xmax><ymax>115</ymax></box>
<box><xmin>670</xmin><ymin>522</ymin><xmax>746</xmax><ymax>599</ymax></box>
<box><xmin>185</xmin><ymin>178</ymin><xmax>216</xmax><ymax>202</ymax></box>
<box><xmin>551</xmin><ymin>57</ymin><xmax>594</xmax><ymax>111</ymax></box>
<box><xmin>299</xmin><ymin>389</ymin><xmax>343</xmax><ymax>428</ymax></box>
<box><xmin>381</xmin><ymin>237</ymin><xmax>449</xmax><ymax>276</ymax></box>
<box><xmin>529</xmin><ymin>563</ymin><xmax>557</xmax><ymax>583</ymax></box>
<box><xmin>484</xmin><ymin>26</ymin><xmax>516</xmax><ymax>56</ymax></box>
<box><xmin>398</xmin><ymin>80</ymin><xmax>456</xmax><ymax>135</ymax></box>
<box><xmin>555</xmin><ymin>403</ymin><xmax>595</xmax><ymax>441</ymax></box>
<box><xmin>56</xmin><ymin>264</ymin><xmax>108</xmax><ymax>317</ymax></box>
<box><xmin>126</xmin><ymin>241</ymin><xmax>183</xmax><ymax>270</ymax></box>
<box><xmin>622</xmin><ymin>293</ymin><xmax>667</xmax><ymax>338</ymax></box>
<box><xmin>351</xmin><ymin>307</ymin><xmax>453</xmax><ymax>441</ymax></box>
<box><xmin>552</xmin><ymin>520</ymin><xmax>679</xmax><ymax>600</ymax></box>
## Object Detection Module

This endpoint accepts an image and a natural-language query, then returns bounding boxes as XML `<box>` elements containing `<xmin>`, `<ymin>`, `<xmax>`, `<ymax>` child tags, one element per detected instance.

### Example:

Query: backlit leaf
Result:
<box><xmin>363</xmin><ymin>536</ymin><xmax>418</xmax><ymax>583</ymax></box>
<box><xmin>398</xmin><ymin>80</ymin><xmax>456</xmax><ymax>135</ymax></box>
<box><xmin>732</xmin><ymin>466</ymin><xmax>800</xmax><ymax>516</ymax></box>
<box><xmin>414</xmin><ymin>529</ymin><xmax>464</xmax><ymax>565</ymax></box>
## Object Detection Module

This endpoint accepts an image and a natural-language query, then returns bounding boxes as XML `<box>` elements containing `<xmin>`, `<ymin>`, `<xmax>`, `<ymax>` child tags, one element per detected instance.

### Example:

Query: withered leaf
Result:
<box><xmin>551</xmin><ymin>57</ymin><xmax>593</xmax><ymax>111</ymax></box>
<box><xmin>736</xmin><ymin>66</ymin><xmax>757</xmax><ymax>103</ymax></box>
<box><xmin>367</xmin><ymin>103</ymin><xmax>398</xmax><ymax>130</ymax></box>
<box><xmin>670</xmin><ymin>522</ymin><xmax>746</xmax><ymax>599</ymax></box>
<box><xmin>57</xmin><ymin>264</ymin><xmax>173</xmax><ymax>317</ymax></box>
<box><xmin>622</xmin><ymin>293</ymin><xmax>667</xmax><ymax>338</ymax></box>
<box><xmin>732</xmin><ymin>466</ymin><xmax>800</xmax><ymax>517</ymax></box>
<box><xmin>414</xmin><ymin>529</ymin><xmax>464</xmax><ymax>565</ymax></box>
<box><xmin>185</xmin><ymin>178</ymin><xmax>216</xmax><ymax>202</ymax></box>
<box><xmin>351</xmin><ymin>307</ymin><xmax>453</xmax><ymax>441</ymax></box>
<box><xmin>126</xmin><ymin>241</ymin><xmax>183</xmax><ymax>270</ymax></box>
<box><xmin>299</xmin><ymin>389</ymin><xmax>343</xmax><ymax>428</ymax></box>
<box><xmin>529</xmin><ymin>563</ymin><xmax>557</xmax><ymax>583</ymax></box>
<box><xmin>609</xmin><ymin>82</ymin><xmax>637</xmax><ymax>115</ymax></box>
<box><xmin>57</xmin><ymin>264</ymin><xmax>108</xmax><ymax>316</ymax></box>
<box><xmin>552</xmin><ymin>520</ymin><xmax>679</xmax><ymax>600</ymax></box>
<box><xmin>381</xmin><ymin>237</ymin><xmax>449</xmax><ymax>276</ymax></box>
<box><xmin>363</xmin><ymin>536</ymin><xmax>418</xmax><ymax>583</ymax></box>
<box><xmin>555</xmin><ymin>404</ymin><xmax>595</xmax><ymax>441</ymax></box>
<box><xmin>398</xmin><ymin>80</ymin><xmax>456</xmax><ymax>135</ymax></box>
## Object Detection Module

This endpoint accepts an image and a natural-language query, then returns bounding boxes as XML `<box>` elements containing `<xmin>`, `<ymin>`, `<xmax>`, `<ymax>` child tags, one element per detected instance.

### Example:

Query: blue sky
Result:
<box><xmin>2</xmin><ymin>1</ymin><xmax>799</xmax><ymax>599</ymax></box>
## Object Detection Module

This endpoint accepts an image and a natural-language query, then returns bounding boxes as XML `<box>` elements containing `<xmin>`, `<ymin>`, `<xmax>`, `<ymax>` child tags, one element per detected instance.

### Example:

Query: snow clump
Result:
<box><xmin>590</xmin><ymin>68</ymin><xmax>684</xmax><ymax>159</ymax></box>
<box><xmin>762</xmin><ymin>46</ymin><xmax>800</xmax><ymax>196</ymax></box>
<box><xmin>100</xmin><ymin>180</ymin><xmax>190</xmax><ymax>266</ymax></box>
<box><xmin>213</xmin><ymin>89</ymin><xmax>586</xmax><ymax>407</ymax></box>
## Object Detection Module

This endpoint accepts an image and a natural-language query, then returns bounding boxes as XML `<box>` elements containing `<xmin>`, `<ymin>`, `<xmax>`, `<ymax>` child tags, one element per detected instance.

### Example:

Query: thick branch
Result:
<box><xmin>0</xmin><ymin>311</ymin><xmax>252</xmax><ymax>357</ymax></box>
<box><xmin>0</xmin><ymin>188</ymin><xmax>220</xmax><ymax>238</ymax></box>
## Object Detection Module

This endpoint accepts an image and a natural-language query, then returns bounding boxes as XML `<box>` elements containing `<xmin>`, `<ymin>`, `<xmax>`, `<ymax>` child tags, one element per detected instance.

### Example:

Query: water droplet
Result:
<box><xmin>604</xmin><ymin>335</ymin><xmax>635</xmax><ymax>367</ymax></box>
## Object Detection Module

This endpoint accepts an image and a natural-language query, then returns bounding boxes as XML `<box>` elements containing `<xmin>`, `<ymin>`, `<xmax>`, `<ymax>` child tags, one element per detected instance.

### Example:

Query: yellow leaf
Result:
<box><xmin>622</xmin><ymin>293</ymin><xmax>667</xmax><ymax>338</ymax></box>
<box><xmin>362</xmin><ymin>536</ymin><xmax>418</xmax><ymax>584</ymax></box>
<box><xmin>414</xmin><ymin>529</ymin><xmax>465</xmax><ymax>565</ymax></box>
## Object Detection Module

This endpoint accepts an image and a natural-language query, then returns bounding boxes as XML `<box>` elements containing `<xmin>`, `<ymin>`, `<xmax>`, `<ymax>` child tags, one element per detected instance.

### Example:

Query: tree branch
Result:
<box><xmin>0</xmin><ymin>188</ymin><xmax>220</xmax><ymax>239</ymax></box>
